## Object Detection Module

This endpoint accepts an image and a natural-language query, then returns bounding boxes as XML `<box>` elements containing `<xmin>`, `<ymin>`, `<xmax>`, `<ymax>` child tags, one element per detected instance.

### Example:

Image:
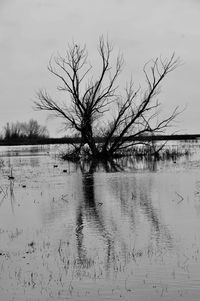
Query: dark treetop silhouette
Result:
<box><xmin>35</xmin><ymin>36</ymin><xmax>181</xmax><ymax>160</ymax></box>
<box><xmin>3</xmin><ymin>119</ymin><xmax>49</xmax><ymax>142</ymax></box>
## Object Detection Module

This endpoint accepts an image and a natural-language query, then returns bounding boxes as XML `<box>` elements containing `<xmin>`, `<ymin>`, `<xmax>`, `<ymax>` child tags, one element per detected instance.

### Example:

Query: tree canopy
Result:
<box><xmin>35</xmin><ymin>36</ymin><xmax>181</xmax><ymax>160</ymax></box>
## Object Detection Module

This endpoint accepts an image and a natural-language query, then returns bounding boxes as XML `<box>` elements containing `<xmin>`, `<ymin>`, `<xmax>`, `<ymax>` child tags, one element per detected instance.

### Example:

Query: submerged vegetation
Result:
<box><xmin>56</xmin><ymin>137</ymin><xmax>192</xmax><ymax>174</ymax></box>
<box><xmin>35</xmin><ymin>36</ymin><xmax>182</xmax><ymax>162</ymax></box>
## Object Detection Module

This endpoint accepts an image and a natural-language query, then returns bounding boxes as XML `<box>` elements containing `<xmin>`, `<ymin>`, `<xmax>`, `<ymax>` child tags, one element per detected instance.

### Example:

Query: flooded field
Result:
<box><xmin>0</xmin><ymin>142</ymin><xmax>200</xmax><ymax>300</ymax></box>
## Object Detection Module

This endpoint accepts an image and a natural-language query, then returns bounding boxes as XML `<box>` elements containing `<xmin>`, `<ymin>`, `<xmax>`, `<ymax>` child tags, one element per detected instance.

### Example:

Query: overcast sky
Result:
<box><xmin>0</xmin><ymin>0</ymin><xmax>200</xmax><ymax>136</ymax></box>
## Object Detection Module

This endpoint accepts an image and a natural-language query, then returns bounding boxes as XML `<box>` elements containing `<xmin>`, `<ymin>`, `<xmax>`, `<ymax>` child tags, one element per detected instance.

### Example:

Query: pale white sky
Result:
<box><xmin>0</xmin><ymin>0</ymin><xmax>200</xmax><ymax>136</ymax></box>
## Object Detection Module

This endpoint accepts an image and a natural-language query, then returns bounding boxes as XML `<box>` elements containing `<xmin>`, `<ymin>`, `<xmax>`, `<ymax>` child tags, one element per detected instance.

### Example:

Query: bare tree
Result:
<box><xmin>22</xmin><ymin>119</ymin><xmax>49</xmax><ymax>139</ymax></box>
<box><xmin>3</xmin><ymin>122</ymin><xmax>23</xmax><ymax>140</ymax></box>
<box><xmin>35</xmin><ymin>36</ymin><xmax>181</xmax><ymax>160</ymax></box>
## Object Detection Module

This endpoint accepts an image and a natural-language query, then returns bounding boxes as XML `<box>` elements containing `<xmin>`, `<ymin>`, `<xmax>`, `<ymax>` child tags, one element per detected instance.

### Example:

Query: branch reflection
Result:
<box><xmin>74</xmin><ymin>158</ymin><xmax>173</xmax><ymax>273</ymax></box>
<box><xmin>76</xmin><ymin>171</ymin><xmax>114</xmax><ymax>270</ymax></box>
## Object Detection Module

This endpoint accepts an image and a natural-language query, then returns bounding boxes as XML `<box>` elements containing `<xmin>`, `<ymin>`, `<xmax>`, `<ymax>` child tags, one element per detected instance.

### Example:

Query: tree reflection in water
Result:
<box><xmin>76</xmin><ymin>170</ymin><xmax>114</xmax><ymax>271</ymax></box>
<box><xmin>74</xmin><ymin>158</ymin><xmax>173</xmax><ymax>274</ymax></box>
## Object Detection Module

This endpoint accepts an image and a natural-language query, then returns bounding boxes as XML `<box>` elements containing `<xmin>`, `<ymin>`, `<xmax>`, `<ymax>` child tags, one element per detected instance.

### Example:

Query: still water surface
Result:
<box><xmin>0</xmin><ymin>143</ymin><xmax>200</xmax><ymax>300</ymax></box>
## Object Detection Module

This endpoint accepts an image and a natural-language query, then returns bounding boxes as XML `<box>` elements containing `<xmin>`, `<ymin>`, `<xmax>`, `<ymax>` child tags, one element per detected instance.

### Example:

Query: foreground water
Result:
<box><xmin>0</xmin><ymin>143</ymin><xmax>200</xmax><ymax>300</ymax></box>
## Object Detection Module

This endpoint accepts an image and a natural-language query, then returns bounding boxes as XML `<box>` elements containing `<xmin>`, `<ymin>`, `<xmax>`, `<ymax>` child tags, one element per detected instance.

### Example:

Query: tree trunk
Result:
<box><xmin>82</xmin><ymin>124</ymin><xmax>99</xmax><ymax>157</ymax></box>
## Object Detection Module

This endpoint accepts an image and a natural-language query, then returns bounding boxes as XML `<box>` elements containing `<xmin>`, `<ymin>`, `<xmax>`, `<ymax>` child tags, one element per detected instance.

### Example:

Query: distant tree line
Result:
<box><xmin>1</xmin><ymin>119</ymin><xmax>49</xmax><ymax>143</ymax></box>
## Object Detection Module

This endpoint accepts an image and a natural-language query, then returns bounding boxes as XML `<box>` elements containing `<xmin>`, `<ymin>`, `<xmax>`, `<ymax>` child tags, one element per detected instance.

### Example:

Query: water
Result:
<box><xmin>0</xmin><ymin>142</ymin><xmax>200</xmax><ymax>300</ymax></box>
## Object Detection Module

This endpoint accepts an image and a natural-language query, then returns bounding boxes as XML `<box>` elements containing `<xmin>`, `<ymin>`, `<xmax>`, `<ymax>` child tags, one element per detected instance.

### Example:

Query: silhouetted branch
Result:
<box><xmin>35</xmin><ymin>37</ymin><xmax>182</xmax><ymax>160</ymax></box>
